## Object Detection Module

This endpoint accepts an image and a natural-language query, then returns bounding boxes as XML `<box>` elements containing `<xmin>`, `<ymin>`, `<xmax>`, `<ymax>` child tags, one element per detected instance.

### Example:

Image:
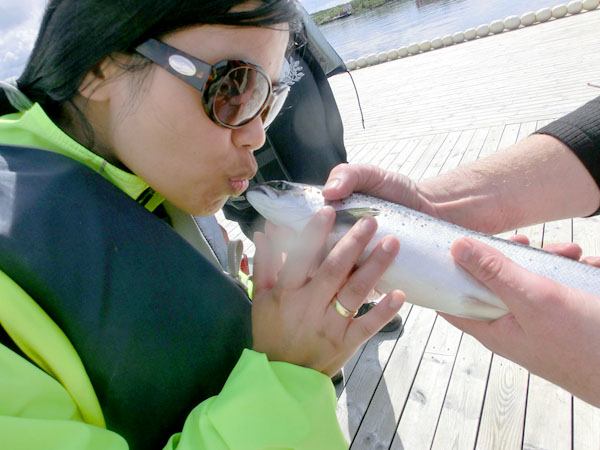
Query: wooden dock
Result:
<box><xmin>219</xmin><ymin>9</ymin><xmax>600</xmax><ymax>449</ymax></box>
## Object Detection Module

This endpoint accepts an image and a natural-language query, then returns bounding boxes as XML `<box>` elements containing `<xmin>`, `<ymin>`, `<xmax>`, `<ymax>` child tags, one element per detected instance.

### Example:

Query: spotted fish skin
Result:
<box><xmin>246</xmin><ymin>181</ymin><xmax>600</xmax><ymax>320</ymax></box>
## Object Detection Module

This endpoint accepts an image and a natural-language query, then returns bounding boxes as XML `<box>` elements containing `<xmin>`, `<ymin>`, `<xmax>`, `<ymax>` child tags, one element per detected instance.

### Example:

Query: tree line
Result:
<box><xmin>311</xmin><ymin>0</ymin><xmax>396</xmax><ymax>25</ymax></box>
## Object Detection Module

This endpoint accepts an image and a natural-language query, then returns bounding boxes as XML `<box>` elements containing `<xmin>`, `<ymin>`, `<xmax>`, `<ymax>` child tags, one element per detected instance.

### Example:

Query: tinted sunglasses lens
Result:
<box><xmin>213</xmin><ymin>66</ymin><xmax>270</xmax><ymax>127</ymax></box>
<box><xmin>261</xmin><ymin>85</ymin><xmax>290</xmax><ymax>128</ymax></box>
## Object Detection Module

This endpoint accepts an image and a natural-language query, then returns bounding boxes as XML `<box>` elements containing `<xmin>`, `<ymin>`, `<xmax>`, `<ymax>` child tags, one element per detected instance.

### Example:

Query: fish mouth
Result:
<box><xmin>247</xmin><ymin>184</ymin><xmax>279</xmax><ymax>200</ymax></box>
<box><xmin>248</xmin><ymin>181</ymin><xmax>299</xmax><ymax>200</ymax></box>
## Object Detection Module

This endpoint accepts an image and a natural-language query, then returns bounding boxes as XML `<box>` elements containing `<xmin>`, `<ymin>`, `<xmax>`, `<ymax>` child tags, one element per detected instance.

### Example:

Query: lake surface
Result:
<box><xmin>319</xmin><ymin>0</ymin><xmax>564</xmax><ymax>60</ymax></box>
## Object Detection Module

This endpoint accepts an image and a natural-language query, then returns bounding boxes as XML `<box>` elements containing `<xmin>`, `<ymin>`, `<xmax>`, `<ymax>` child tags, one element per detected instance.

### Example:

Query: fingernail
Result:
<box><xmin>454</xmin><ymin>239</ymin><xmax>473</xmax><ymax>263</ymax></box>
<box><xmin>324</xmin><ymin>179</ymin><xmax>341</xmax><ymax>191</ymax></box>
<box><xmin>318</xmin><ymin>206</ymin><xmax>334</xmax><ymax>223</ymax></box>
<box><xmin>361</xmin><ymin>216</ymin><xmax>376</xmax><ymax>232</ymax></box>
<box><xmin>382</xmin><ymin>237</ymin><xmax>397</xmax><ymax>253</ymax></box>
<box><xmin>389</xmin><ymin>291</ymin><xmax>403</xmax><ymax>309</ymax></box>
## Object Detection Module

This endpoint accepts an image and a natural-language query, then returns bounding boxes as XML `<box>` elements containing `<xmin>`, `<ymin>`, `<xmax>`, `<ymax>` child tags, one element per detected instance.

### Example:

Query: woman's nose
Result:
<box><xmin>231</xmin><ymin>116</ymin><xmax>266</xmax><ymax>151</ymax></box>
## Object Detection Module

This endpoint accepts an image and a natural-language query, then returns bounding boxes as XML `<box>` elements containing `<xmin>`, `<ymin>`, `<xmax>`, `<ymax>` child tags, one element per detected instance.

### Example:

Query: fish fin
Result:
<box><xmin>455</xmin><ymin>296</ymin><xmax>509</xmax><ymax>320</ymax></box>
<box><xmin>335</xmin><ymin>207</ymin><xmax>380</xmax><ymax>226</ymax></box>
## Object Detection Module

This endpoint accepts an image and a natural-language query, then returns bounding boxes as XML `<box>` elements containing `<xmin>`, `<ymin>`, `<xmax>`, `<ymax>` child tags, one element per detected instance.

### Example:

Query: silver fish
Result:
<box><xmin>246</xmin><ymin>181</ymin><xmax>600</xmax><ymax>320</ymax></box>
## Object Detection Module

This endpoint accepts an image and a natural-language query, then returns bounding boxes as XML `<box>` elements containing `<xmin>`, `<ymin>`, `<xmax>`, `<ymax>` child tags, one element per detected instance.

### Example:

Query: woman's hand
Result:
<box><xmin>443</xmin><ymin>236</ymin><xmax>600</xmax><ymax>407</ymax></box>
<box><xmin>251</xmin><ymin>206</ymin><xmax>404</xmax><ymax>377</ymax></box>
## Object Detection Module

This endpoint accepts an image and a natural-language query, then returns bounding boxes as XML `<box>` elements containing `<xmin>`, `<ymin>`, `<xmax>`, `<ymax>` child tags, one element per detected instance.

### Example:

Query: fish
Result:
<box><xmin>245</xmin><ymin>180</ymin><xmax>600</xmax><ymax>320</ymax></box>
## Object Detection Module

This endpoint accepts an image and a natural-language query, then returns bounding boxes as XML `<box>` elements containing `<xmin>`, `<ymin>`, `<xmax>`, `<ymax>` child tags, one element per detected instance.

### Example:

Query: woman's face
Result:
<box><xmin>103</xmin><ymin>23</ymin><xmax>289</xmax><ymax>215</ymax></box>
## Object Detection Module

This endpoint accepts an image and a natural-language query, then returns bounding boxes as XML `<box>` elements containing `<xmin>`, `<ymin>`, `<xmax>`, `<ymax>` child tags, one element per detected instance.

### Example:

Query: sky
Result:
<box><xmin>0</xmin><ymin>0</ymin><xmax>46</xmax><ymax>80</ymax></box>
<box><xmin>0</xmin><ymin>0</ymin><xmax>337</xmax><ymax>81</ymax></box>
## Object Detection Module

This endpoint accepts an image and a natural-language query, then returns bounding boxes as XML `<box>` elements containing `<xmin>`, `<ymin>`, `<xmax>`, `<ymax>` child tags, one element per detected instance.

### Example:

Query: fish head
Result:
<box><xmin>246</xmin><ymin>181</ymin><xmax>325</xmax><ymax>231</ymax></box>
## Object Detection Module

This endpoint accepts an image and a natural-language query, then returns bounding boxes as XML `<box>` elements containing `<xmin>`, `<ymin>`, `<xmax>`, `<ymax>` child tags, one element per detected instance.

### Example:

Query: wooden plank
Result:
<box><xmin>336</xmin><ymin>303</ymin><xmax>411</xmax><ymax>443</ymax></box>
<box><xmin>523</xmin><ymin>375</ymin><xmax>572</xmax><ymax>450</ymax></box>
<box><xmin>541</xmin><ymin>218</ymin><xmax>573</xmax><ymax>247</ymax></box>
<box><xmin>573</xmin><ymin>216</ymin><xmax>600</xmax><ymax>258</ymax></box>
<box><xmin>536</xmin><ymin>118</ymin><xmax>555</xmax><ymax>129</ymax></box>
<box><xmin>573</xmin><ymin>398</ymin><xmax>600</xmax><ymax>450</ymax></box>
<box><xmin>349</xmin><ymin>307</ymin><xmax>437</xmax><ymax>449</ymax></box>
<box><xmin>386</xmin><ymin>136</ymin><xmax>423</xmax><ymax>173</ymax></box>
<box><xmin>361</xmin><ymin>140</ymin><xmax>400</xmax><ymax>167</ymax></box>
<box><xmin>391</xmin><ymin>134</ymin><xmax>434</xmax><ymax>176</ymax></box>
<box><xmin>456</xmin><ymin>127</ymin><xmax>490</xmax><ymax>167</ymax></box>
<box><xmin>431</xmin><ymin>334</ymin><xmax>493</xmax><ymax>450</ymax></box>
<box><xmin>390</xmin><ymin>317</ymin><xmax>463</xmax><ymax>450</ymax></box>
<box><xmin>406</xmin><ymin>133</ymin><xmax>447</xmax><ymax>180</ymax></box>
<box><xmin>345</xmin><ymin>142</ymin><xmax>368</xmax><ymax>162</ymax></box>
<box><xmin>335</xmin><ymin>342</ymin><xmax>368</xmax><ymax>398</ymax></box>
<box><xmin>516</xmin><ymin>121</ymin><xmax>538</xmax><ymax>143</ymax></box>
<box><xmin>347</xmin><ymin>141</ymin><xmax>373</xmax><ymax>164</ymax></box>
<box><xmin>438</xmin><ymin>129</ymin><xmax>475</xmax><ymax>174</ymax></box>
<box><xmin>419</xmin><ymin>131</ymin><xmax>461</xmax><ymax>179</ymax></box>
<box><xmin>497</xmin><ymin>123</ymin><xmax>521</xmax><ymax>153</ymax></box>
<box><xmin>475</xmin><ymin>354</ymin><xmax>529</xmax><ymax>450</ymax></box>
<box><xmin>376</xmin><ymin>138</ymin><xmax>412</xmax><ymax>171</ymax></box>
<box><xmin>476</xmin><ymin>125</ymin><xmax>505</xmax><ymax>160</ymax></box>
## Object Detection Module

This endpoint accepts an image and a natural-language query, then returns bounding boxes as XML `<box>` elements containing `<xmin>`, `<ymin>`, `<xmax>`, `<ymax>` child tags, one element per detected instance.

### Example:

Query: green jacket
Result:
<box><xmin>0</xmin><ymin>104</ymin><xmax>348</xmax><ymax>449</ymax></box>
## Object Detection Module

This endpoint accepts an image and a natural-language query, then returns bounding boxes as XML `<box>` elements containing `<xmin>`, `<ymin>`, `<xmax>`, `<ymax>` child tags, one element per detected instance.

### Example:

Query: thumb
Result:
<box><xmin>322</xmin><ymin>163</ymin><xmax>358</xmax><ymax>200</ymax></box>
<box><xmin>451</xmin><ymin>237</ymin><xmax>562</xmax><ymax>319</ymax></box>
<box><xmin>322</xmin><ymin>163</ymin><xmax>386</xmax><ymax>200</ymax></box>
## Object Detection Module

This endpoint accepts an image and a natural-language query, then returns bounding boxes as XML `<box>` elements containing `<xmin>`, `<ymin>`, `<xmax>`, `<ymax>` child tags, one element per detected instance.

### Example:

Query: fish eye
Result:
<box><xmin>275</xmin><ymin>181</ymin><xmax>291</xmax><ymax>191</ymax></box>
<box><xmin>265</xmin><ymin>180</ymin><xmax>291</xmax><ymax>191</ymax></box>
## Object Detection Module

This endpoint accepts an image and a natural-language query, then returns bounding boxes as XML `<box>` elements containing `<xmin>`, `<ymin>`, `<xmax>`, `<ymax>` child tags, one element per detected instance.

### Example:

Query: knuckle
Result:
<box><xmin>270</xmin><ymin>285</ymin><xmax>287</xmax><ymax>303</ymax></box>
<box><xmin>477</xmin><ymin>253</ymin><xmax>504</xmax><ymax>282</ymax></box>
<box><xmin>347</xmin><ymin>224</ymin><xmax>371</xmax><ymax>245</ymax></box>
<box><xmin>355</xmin><ymin>317</ymin><xmax>379</xmax><ymax>338</ymax></box>
<box><xmin>374</xmin><ymin>243</ymin><xmax>396</xmax><ymax>265</ymax></box>
<box><xmin>321</xmin><ymin>256</ymin><xmax>345</xmax><ymax>279</ymax></box>
<box><xmin>345</xmin><ymin>280</ymin><xmax>369</xmax><ymax>300</ymax></box>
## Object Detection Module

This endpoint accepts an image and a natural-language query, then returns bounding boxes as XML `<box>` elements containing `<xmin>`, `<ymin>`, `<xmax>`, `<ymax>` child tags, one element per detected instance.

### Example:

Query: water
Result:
<box><xmin>318</xmin><ymin>0</ymin><xmax>564</xmax><ymax>60</ymax></box>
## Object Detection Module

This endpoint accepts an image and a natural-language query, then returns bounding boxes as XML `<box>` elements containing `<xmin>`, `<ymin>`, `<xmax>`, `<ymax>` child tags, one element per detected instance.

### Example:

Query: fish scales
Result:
<box><xmin>246</xmin><ymin>181</ymin><xmax>600</xmax><ymax>320</ymax></box>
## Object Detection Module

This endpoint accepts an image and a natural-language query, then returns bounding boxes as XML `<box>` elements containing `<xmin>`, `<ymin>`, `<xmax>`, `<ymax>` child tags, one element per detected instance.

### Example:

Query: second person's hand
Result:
<box><xmin>322</xmin><ymin>163</ymin><xmax>439</xmax><ymax>218</ymax></box>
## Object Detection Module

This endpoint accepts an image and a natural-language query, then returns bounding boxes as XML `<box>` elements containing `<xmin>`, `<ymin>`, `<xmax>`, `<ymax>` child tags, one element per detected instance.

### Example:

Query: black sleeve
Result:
<box><xmin>535</xmin><ymin>95</ymin><xmax>600</xmax><ymax>185</ymax></box>
<box><xmin>534</xmin><ymin>95</ymin><xmax>600</xmax><ymax>215</ymax></box>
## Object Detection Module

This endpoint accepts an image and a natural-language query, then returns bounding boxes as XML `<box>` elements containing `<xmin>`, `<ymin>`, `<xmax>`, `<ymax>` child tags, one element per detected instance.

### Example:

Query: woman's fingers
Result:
<box><xmin>331</xmin><ymin>235</ymin><xmax>400</xmax><ymax>321</ymax></box>
<box><xmin>276</xmin><ymin>207</ymin><xmax>335</xmax><ymax>289</ymax></box>
<box><xmin>252</xmin><ymin>232</ymin><xmax>277</xmax><ymax>297</ymax></box>
<box><xmin>310</xmin><ymin>216</ymin><xmax>379</xmax><ymax>305</ymax></box>
<box><xmin>345</xmin><ymin>291</ymin><xmax>405</xmax><ymax>347</ymax></box>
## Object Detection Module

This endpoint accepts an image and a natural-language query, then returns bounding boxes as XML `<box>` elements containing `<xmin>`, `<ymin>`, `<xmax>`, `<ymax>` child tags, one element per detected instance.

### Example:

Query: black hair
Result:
<box><xmin>0</xmin><ymin>0</ymin><xmax>301</xmax><ymax>118</ymax></box>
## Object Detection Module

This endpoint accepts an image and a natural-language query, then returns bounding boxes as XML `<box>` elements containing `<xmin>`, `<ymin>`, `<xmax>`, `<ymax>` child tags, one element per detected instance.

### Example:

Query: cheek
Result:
<box><xmin>108</xmin><ymin>73</ymin><xmax>240</xmax><ymax>214</ymax></box>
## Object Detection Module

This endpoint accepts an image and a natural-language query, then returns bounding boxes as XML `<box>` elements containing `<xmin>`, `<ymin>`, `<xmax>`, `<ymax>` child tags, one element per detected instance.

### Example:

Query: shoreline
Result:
<box><xmin>311</xmin><ymin>0</ymin><xmax>394</xmax><ymax>26</ymax></box>
<box><xmin>342</xmin><ymin>0</ymin><xmax>599</xmax><ymax>71</ymax></box>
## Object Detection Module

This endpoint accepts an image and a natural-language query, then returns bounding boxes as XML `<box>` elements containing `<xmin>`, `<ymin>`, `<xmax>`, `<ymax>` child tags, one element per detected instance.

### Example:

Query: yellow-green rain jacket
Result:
<box><xmin>0</xmin><ymin>104</ymin><xmax>348</xmax><ymax>450</ymax></box>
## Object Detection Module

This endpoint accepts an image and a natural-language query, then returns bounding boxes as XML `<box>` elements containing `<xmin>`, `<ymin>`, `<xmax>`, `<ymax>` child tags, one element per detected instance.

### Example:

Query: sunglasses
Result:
<box><xmin>135</xmin><ymin>38</ymin><xmax>290</xmax><ymax>129</ymax></box>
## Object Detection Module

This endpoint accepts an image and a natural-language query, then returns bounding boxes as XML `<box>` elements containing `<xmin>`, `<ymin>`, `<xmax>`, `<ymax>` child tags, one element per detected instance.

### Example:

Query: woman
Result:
<box><xmin>0</xmin><ymin>0</ymin><xmax>404</xmax><ymax>448</ymax></box>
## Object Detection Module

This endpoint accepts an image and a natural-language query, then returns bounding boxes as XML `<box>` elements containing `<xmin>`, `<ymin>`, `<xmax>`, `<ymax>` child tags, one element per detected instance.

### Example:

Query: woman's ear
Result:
<box><xmin>78</xmin><ymin>56</ymin><xmax>122</xmax><ymax>102</ymax></box>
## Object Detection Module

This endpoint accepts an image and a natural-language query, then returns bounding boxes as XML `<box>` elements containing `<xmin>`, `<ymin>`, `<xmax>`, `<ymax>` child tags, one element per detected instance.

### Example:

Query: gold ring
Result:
<box><xmin>333</xmin><ymin>297</ymin><xmax>358</xmax><ymax>318</ymax></box>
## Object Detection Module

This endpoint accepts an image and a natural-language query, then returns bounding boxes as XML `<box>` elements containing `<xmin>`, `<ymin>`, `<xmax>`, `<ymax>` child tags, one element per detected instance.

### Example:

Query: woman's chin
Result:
<box><xmin>185</xmin><ymin>196</ymin><xmax>228</xmax><ymax>217</ymax></box>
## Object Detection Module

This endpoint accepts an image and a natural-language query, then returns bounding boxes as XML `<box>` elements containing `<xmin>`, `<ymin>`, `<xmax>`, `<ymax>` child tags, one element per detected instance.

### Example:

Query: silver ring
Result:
<box><xmin>333</xmin><ymin>297</ymin><xmax>357</xmax><ymax>318</ymax></box>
